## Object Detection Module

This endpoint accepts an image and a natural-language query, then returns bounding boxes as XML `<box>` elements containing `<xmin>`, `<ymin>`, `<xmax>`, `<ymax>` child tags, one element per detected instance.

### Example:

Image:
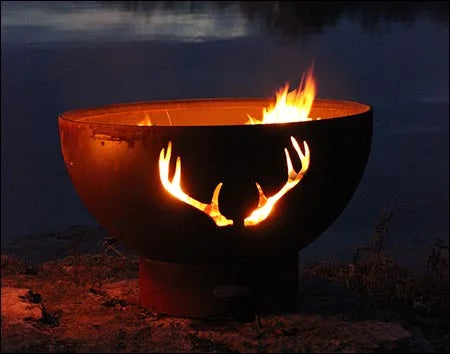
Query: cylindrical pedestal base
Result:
<box><xmin>139</xmin><ymin>256</ymin><xmax>299</xmax><ymax>319</ymax></box>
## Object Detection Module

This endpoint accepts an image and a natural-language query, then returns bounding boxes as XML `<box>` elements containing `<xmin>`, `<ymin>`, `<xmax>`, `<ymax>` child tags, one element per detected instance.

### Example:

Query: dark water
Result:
<box><xmin>1</xmin><ymin>1</ymin><xmax>448</xmax><ymax>267</ymax></box>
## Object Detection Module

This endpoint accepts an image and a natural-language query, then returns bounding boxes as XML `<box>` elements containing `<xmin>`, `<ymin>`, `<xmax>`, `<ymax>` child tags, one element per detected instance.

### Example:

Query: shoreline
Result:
<box><xmin>1</xmin><ymin>225</ymin><xmax>448</xmax><ymax>353</ymax></box>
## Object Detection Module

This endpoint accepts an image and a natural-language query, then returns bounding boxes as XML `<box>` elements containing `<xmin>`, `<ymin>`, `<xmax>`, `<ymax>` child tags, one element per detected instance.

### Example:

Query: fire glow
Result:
<box><xmin>159</xmin><ymin>138</ymin><xmax>309</xmax><ymax>227</ymax></box>
<box><xmin>247</xmin><ymin>67</ymin><xmax>316</xmax><ymax>124</ymax></box>
<box><xmin>159</xmin><ymin>142</ymin><xmax>234</xmax><ymax>227</ymax></box>
<box><xmin>137</xmin><ymin>113</ymin><xmax>152</xmax><ymax>126</ymax></box>
<box><xmin>157</xmin><ymin>68</ymin><xmax>316</xmax><ymax>226</ymax></box>
<box><xmin>244</xmin><ymin>138</ymin><xmax>310</xmax><ymax>226</ymax></box>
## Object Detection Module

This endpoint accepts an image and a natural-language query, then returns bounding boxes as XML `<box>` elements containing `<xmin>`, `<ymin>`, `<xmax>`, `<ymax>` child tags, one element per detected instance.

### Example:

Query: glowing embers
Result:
<box><xmin>247</xmin><ymin>67</ymin><xmax>316</xmax><ymax>125</ymax></box>
<box><xmin>159</xmin><ymin>138</ymin><xmax>310</xmax><ymax>228</ymax></box>
<box><xmin>159</xmin><ymin>142</ymin><xmax>233</xmax><ymax>227</ymax></box>
<box><xmin>244</xmin><ymin>137</ymin><xmax>310</xmax><ymax>226</ymax></box>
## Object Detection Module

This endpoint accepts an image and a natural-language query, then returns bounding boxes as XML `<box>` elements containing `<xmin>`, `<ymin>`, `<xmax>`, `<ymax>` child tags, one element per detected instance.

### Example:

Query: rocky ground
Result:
<box><xmin>1</xmin><ymin>226</ymin><xmax>448</xmax><ymax>353</ymax></box>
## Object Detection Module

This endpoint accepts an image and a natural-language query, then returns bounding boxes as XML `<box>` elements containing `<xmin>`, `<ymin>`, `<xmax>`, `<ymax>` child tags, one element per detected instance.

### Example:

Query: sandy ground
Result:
<box><xmin>0</xmin><ymin>226</ymin><xmax>443</xmax><ymax>353</ymax></box>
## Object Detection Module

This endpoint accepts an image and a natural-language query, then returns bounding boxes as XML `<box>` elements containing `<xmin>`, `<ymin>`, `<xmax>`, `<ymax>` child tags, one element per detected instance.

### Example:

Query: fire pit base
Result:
<box><xmin>139</xmin><ymin>255</ymin><xmax>300</xmax><ymax>319</ymax></box>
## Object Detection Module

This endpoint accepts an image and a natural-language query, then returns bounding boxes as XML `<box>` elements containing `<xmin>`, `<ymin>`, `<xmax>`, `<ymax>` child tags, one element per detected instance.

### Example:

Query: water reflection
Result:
<box><xmin>101</xmin><ymin>1</ymin><xmax>450</xmax><ymax>39</ymax></box>
<box><xmin>1</xmin><ymin>1</ymin><xmax>251</xmax><ymax>43</ymax></box>
<box><xmin>1</xmin><ymin>1</ymin><xmax>448</xmax><ymax>44</ymax></box>
<box><xmin>239</xmin><ymin>1</ymin><xmax>448</xmax><ymax>39</ymax></box>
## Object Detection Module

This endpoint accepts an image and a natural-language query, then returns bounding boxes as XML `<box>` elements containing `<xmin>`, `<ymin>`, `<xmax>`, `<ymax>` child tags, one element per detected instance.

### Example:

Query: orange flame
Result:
<box><xmin>158</xmin><ymin>138</ymin><xmax>309</xmax><ymax>228</ymax></box>
<box><xmin>158</xmin><ymin>68</ymin><xmax>315</xmax><ymax>228</ymax></box>
<box><xmin>159</xmin><ymin>142</ymin><xmax>233</xmax><ymax>227</ymax></box>
<box><xmin>137</xmin><ymin>113</ymin><xmax>153</xmax><ymax>126</ymax></box>
<box><xmin>247</xmin><ymin>67</ymin><xmax>316</xmax><ymax>124</ymax></box>
<box><xmin>244</xmin><ymin>137</ymin><xmax>310</xmax><ymax>226</ymax></box>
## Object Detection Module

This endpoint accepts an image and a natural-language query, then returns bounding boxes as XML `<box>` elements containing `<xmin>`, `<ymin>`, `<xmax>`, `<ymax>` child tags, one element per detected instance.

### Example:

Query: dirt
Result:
<box><xmin>0</xmin><ymin>226</ymin><xmax>442</xmax><ymax>353</ymax></box>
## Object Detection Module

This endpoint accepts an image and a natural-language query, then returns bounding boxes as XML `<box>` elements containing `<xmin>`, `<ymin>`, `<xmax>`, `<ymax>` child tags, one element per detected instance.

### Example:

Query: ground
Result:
<box><xmin>1</xmin><ymin>226</ymin><xmax>448</xmax><ymax>353</ymax></box>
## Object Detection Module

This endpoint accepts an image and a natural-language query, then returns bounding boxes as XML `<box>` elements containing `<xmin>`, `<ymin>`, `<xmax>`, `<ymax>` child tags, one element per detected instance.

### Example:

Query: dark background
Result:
<box><xmin>1</xmin><ymin>1</ymin><xmax>448</xmax><ymax>268</ymax></box>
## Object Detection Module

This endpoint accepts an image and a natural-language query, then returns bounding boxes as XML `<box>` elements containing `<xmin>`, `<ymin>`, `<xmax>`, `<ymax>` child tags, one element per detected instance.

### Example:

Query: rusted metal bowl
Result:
<box><xmin>58</xmin><ymin>99</ymin><xmax>372</xmax><ymax>265</ymax></box>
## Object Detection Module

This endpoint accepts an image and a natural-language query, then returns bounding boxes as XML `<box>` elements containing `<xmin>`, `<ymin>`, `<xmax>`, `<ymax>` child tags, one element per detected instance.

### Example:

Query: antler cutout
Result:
<box><xmin>244</xmin><ymin>137</ymin><xmax>310</xmax><ymax>227</ymax></box>
<box><xmin>159</xmin><ymin>142</ymin><xmax>234</xmax><ymax>227</ymax></box>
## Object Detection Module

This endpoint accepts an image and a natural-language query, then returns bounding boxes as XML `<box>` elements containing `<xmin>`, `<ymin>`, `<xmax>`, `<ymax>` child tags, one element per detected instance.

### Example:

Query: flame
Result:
<box><xmin>244</xmin><ymin>137</ymin><xmax>310</xmax><ymax>226</ymax></box>
<box><xmin>137</xmin><ymin>113</ymin><xmax>153</xmax><ymax>126</ymax></box>
<box><xmin>159</xmin><ymin>142</ymin><xmax>233</xmax><ymax>227</ymax></box>
<box><xmin>157</xmin><ymin>67</ymin><xmax>315</xmax><ymax>228</ymax></box>
<box><xmin>247</xmin><ymin>67</ymin><xmax>316</xmax><ymax>124</ymax></box>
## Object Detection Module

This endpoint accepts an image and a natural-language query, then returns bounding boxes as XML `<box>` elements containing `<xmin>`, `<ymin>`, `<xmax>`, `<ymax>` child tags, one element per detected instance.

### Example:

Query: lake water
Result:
<box><xmin>1</xmin><ymin>1</ymin><xmax>448</xmax><ymax>268</ymax></box>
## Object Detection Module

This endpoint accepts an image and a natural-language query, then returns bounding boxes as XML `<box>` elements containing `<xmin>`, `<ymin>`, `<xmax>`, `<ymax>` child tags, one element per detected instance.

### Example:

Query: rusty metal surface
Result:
<box><xmin>58</xmin><ymin>99</ymin><xmax>373</xmax><ymax>264</ymax></box>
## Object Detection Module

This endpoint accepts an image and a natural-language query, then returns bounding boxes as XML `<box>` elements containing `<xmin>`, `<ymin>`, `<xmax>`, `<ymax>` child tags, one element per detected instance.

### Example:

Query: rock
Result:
<box><xmin>102</xmin><ymin>279</ymin><xmax>139</xmax><ymax>301</ymax></box>
<box><xmin>1</xmin><ymin>287</ymin><xmax>42</xmax><ymax>323</ymax></box>
<box><xmin>1</xmin><ymin>254</ymin><xmax>28</xmax><ymax>275</ymax></box>
<box><xmin>0</xmin><ymin>241</ymin><xmax>442</xmax><ymax>353</ymax></box>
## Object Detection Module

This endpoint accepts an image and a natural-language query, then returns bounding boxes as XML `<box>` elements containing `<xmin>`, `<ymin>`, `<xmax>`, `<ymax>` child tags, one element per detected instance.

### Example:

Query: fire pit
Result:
<box><xmin>58</xmin><ymin>74</ymin><xmax>372</xmax><ymax>318</ymax></box>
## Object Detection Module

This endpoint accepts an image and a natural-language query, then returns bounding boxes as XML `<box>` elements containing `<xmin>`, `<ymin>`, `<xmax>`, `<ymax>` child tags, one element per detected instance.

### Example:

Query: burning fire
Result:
<box><xmin>159</xmin><ymin>142</ymin><xmax>233</xmax><ymax>227</ymax></box>
<box><xmin>158</xmin><ymin>68</ymin><xmax>314</xmax><ymax>227</ymax></box>
<box><xmin>247</xmin><ymin>67</ymin><xmax>316</xmax><ymax>124</ymax></box>
<box><xmin>158</xmin><ymin>137</ymin><xmax>309</xmax><ymax>228</ymax></box>
<box><xmin>137</xmin><ymin>113</ymin><xmax>152</xmax><ymax>126</ymax></box>
<box><xmin>244</xmin><ymin>137</ymin><xmax>310</xmax><ymax>226</ymax></box>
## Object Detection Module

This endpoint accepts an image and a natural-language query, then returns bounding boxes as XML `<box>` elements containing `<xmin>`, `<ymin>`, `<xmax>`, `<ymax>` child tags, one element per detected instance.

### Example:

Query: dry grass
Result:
<box><xmin>302</xmin><ymin>210</ymin><xmax>449</xmax><ymax>352</ymax></box>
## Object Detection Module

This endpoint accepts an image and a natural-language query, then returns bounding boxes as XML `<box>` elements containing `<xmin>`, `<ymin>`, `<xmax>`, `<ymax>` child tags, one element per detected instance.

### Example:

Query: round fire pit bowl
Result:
<box><xmin>59</xmin><ymin>98</ymin><xmax>372</xmax><ymax>318</ymax></box>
